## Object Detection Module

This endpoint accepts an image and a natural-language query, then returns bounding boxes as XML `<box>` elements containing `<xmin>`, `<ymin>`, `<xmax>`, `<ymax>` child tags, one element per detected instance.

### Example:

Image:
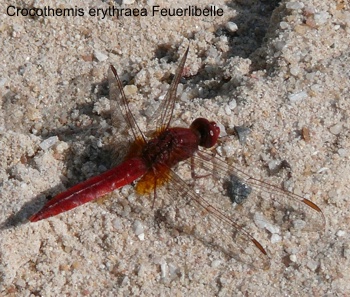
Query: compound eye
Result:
<box><xmin>190</xmin><ymin>118</ymin><xmax>220</xmax><ymax>148</ymax></box>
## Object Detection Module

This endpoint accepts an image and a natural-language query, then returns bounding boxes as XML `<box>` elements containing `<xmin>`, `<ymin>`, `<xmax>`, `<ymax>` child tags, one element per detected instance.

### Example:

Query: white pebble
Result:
<box><xmin>336</xmin><ymin>230</ymin><xmax>346</xmax><ymax>237</ymax></box>
<box><xmin>290</xmin><ymin>65</ymin><xmax>301</xmax><ymax>76</ymax></box>
<box><xmin>0</xmin><ymin>77</ymin><xmax>7</xmax><ymax>87</ymax></box>
<box><xmin>268</xmin><ymin>160</ymin><xmax>279</xmax><ymax>172</ymax></box>
<box><xmin>121</xmin><ymin>276</ymin><xmax>129</xmax><ymax>287</ymax></box>
<box><xmin>54</xmin><ymin>141</ymin><xmax>69</xmax><ymax>153</ymax></box>
<box><xmin>317</xmin><ymin>167</ymin><xmax>329</xmax><ymax>174</ymax></box>
<box><xmin>290</xmin><ymin>254</ymin><xmax>297</xmax><ymax>262</ymax></box>
<box><xmin>344</xmin><ymin>248</ymin><xmax>350</xmax><ymax>259</ymax></box>
<box><xmin>274</xmin><ymin>41</ymin><xmax>286</xmax><ymax>51</ymax></box>
<box><xmin>133</xmin><ymin>220</ymin><xmax>145</xmax><ymax>236</ymax></box>
<box><xmin>293</xmin><ymin>219</ymin><xmax>306</xmax><ymax>230</ymax></box>
<box><xmin>286</xmin><ymin>2</ymin><xmax>304</xmax><ymax>10</ymax></box>
<box><xmin>160</xmin><ymin>260</ymin><xmax>168</xmax><ymax>278</ymax></box>
<box><xmin>314</xmin><ymin>12</ymin><xmax>330</xmax><ymax>26</ymax></box>
<box><xmin>222</xmin><ymin>143</ymin><xmax>234</xmax><ymax>156</ymax></box>
<box><xmin>39</xmin><ymin>136</ymin><xmax>59</xmax><ymax>150</ymax></box>
<box><xmin>288</xmin><ymin>91</ymin><xmax>308</xmax><ymax>102</ymax></box>
<box><xmin>310</xmin><ymin>84</ymin><xmax>322</xmax><ymax>92</ymax></box>
<box><xmin>224</xmin><ymin>104</ymin><xmax>231</xmax><ymax>115</ymax></box>
<box><xmin>329</xmin><ymin>123</ymin><xmax>342</xmax><ymax>135</ymax></box>
<box><xmin>337</xmin><ymin>148</ymin><xmax>347</xmax><ymax>157</ymax></box>
<box><xmin>216</xmin><ymin>122</ymin><xmax>227</xmax><ymax>137</ymax></box>
<box><xmin>254</xmin><ymin>213</ymin><xmax>280</xmax><ymax>234</ymax></box>
<box><xmin>94</xmin><ymin>50</ymin><xmax>108</xmax><ymax>62</ymax></box>
<box><xmin>180</xmin><ymin>92</ymin><xmax>189</xmax><ymax>102</ymax></box>
<box><xmin>123</xmin><ymin>85</ymin><xmax>138</xmax><ymax>96</ymax></box>
<box><xmin>211</xmin><ymin>259</ymin><xmax>222</xmax><ymax>268</ymax></box>
<box><xmin>280</xmin><ymin>21</ymin><xmax>289</xmax><ymax>30</ymax></box>
<box><xmin>271</xmin><ymin>233</ymin><xmax>281</xmax><ymax>244</ymax></box>
<box><xmin>307</xmin><ymin>259</ymin><xmax>318</xmax><ymax>271</ymax></box>
<box><xmin>168</xmin><ymin>263</ymin><xmax>179</xmax><ymax>279</ymax></box>
<box><xmin>15</xmin><ymin>278</ymin><xmax>26</xmax><ymax>288</ymax></box>
<box><xmin>226</xmin><ymin>22</ymin><xmax>238</xmax><ymax>32</ymax></box>
<box><xmin>112</xmin><ymin>218</ymin><xmax>123</xmax><ymax>230</ymax></box>
<box><xmin>228</xmin><ymin>99</ymin><xmax>237</xmax><ymax>110</ymax></box>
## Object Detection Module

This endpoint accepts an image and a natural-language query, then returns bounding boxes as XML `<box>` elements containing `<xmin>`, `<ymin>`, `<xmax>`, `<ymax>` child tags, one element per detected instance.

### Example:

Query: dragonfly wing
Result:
<box><xmin>109</xmin><ymin>65</ymin><xmax>146</xmax><ymax>144</ymax></box>
<box><xmin>160</xmin><ymin>167</ymin><xmax>271</xmax><ymax>269</ymax></box>
<box><xmin>190</xmin><ymin>151</ymin><xmax>326</xmax><ymax>233</ymax></box>
<box><xmin>153</xmin><ymin>46</ymin><xmax>189</xmax><ymax>132</ymax></box>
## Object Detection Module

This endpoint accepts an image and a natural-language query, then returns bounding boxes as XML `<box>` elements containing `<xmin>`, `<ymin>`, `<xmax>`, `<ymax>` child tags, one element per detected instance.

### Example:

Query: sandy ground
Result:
<box><xmin>1</xmin><ymin>0</ymin><xmax>350</xmax><ymax>296</ymax></box>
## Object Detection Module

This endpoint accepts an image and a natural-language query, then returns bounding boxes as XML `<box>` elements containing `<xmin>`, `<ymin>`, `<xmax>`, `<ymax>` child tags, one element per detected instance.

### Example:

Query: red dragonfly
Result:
<box><xmin>30</xmin><ymin>46</ymin><xmax>325</xmax><ymax>268</ymax></box>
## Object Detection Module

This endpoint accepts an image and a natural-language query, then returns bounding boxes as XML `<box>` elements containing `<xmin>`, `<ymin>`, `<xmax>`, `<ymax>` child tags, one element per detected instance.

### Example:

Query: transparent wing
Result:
<box><xmin>189</xmin><ymin>150</ymin><xmax>326</xmax><ymax>233</ymax></box>
<box><xmin>161</xmin><ymin>167</ymin><xmax>271</xmax><ymax>269</ymax></box>
<box><xmin>155</xmin><ymin>149</ymin><xmax>325</xmax><ymax>268</ymax></box>
<box><xmin>109</xmin><ymin>65</ymin><xmax>146</xmax><ymax>144</ymax></box>
<box><xmin>153</xmin><ymin>46</ymin><xmax>189</xmax><ymax>132</ymax></box>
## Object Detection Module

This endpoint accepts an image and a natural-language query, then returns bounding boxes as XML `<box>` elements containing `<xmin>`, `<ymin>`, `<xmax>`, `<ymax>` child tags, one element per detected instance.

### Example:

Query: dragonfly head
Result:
<box><xmin>190</xmin><ymin>118</ymin><xmax>220</xmax><ymax>148</ymax></box>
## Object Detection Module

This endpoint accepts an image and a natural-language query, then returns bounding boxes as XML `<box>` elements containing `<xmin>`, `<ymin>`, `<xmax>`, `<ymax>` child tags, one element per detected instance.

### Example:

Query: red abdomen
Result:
<box><xmin>30</xmin><ymin>158</ymin><xmax>147</xmax><ymax>222</ymax></box>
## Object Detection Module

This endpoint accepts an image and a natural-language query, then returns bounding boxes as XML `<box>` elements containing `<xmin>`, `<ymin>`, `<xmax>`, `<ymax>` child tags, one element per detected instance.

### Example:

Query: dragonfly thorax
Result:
<box><xmin>141</xmin><ymin>127</ymin><xmax>200</xmax><ymax>169</ymax></box>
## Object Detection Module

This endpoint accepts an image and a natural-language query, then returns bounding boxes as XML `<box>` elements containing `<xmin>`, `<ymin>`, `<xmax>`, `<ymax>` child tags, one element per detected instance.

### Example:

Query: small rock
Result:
<box><xmin>288</xmin><ymin>91</ymin><xmax>308</xmax><ymax>102</ymax></box>
<box><xmin>160</xmin><ymin>260</ymin><xmax>168</xmax><ymax>279</ymax></box>
<box><xmin>307</xmin><ymin>259</ymin><xmax>318</xmax><ymax>271</ymax></box>
<box><xmin>290</xmin><ymin>65</ymin><xmax>301</xmax><ymax>76</ymax></box>
<box><xmin>329</xmin><ymin>123</ymin><xmax>342</xmax><ymax>135</ymax></box>
<box><xmin>211</xmin><ymin>259</ymin><xmax>222</xmax><ymax>268</ymax></box>
<box><xmin>234</xmin><ymin>125</ymin><xmax>250</xmax><ymax>144</ymax></box>
<box><xmin>94</xmin><ymin>50</ymin><xmax>108</xmax><ymax>62</ymax></box>
<box><xmin>123</xmin><ymin>85</ymin><xmax>138</xmax><ymax>96</ymax></box>
<box><xmin>317</xmin><ymin>167</ymin><xmax>329</xmax><ymax>174</ymax></box>
<box><xmin>0</xmin><ymin>77</ymin><xmax>7</xmax><ymax>87</ymax></box>
<box><xmin>336</xmin><ymin>230</ymin><xmax>346</xmax><ymax>237</ymax></box>
<box><xmin>344</xmin><ymin>247</ymin><xmax>350</xmax><ymax>259</ymax></box>
<box><xmin>314</xmin><ymin>11</ymin><xmax>330</xmax><ymax>26</ymax></box>
<box><xmin>274</xmin><ymin>41</ymin><xmax>286</xmax><ymax>51</ymax></box>
<box><xmin>224</xmin><ymin>104</ymin><xmax>231</xmax><ymax>115</ymax></box>
<box><xmin>168</xmin><ymin>263</ymin><xmax>180</xmax><ymax>280</ymax></box>
<box><xmin>121</xmin><ymin>276</ymin><xmax>129</xmax><ymax>287</ymax></box>
<box><xmin>289</xmin><ymin>254</ymin><xmax>297</xmax><ymax>262</ymax></box>
<box><xmin>268</xmin><ymin>160</ymin><xmax>280</xmax><ymax>175</ymax></box>
<box><xmin>271</xmin><ymin>233</ymin><xmax>281</xmax><ymax>244</ymax></box>
<box><xmin>133</xmin><ymin>221</ymin><xmax>145</xmax><ymax>236</ymax></box>
<box><xmin>338</xmin><ymin>148</ymin><xmax>347</xmax><ymax>157</ymax></box>
<box><xmin>216</xmin><ymin>122</ymin><xmax>226</xmax><ymax>137</ymax></box>
<box><xmin>112</xmin><ymin>218</ymin><xmax>123</xmax><ymax>231</ymax></box>
<box><xmin>293</xmin><ymin>219</ymin><xmax>306</xmax><ymax>230</ymax></box>
<box><xmin>254</xmin><ymin>213</ymin><xmax>280</xmax><ymax>234</ymax></box>
<box><xmin>301</xmin><ymin>126</ymin><xmax>311</xmax><ymax>142</ymax></box>
<box><xmin>39</xmin><ymin>136</ymin><xmax>59</xmax><ymax>150</ymax></box>
<box><xmin>280</xmin><ymin>21</ymin><xmax>289</xmax><ymax>29</ymax></box>
<box><xmin>286</xmin><ymin>2</ymin><xmax>304</xmax><ymax>10</ymax></box>
<box><xmin>228</xmin><ymin>99</ymin><xmax>237</xmax><ymax>110</ymax></box>
<box><xmin>294</xmin><ymin>24</ymin><xmax>308</xmax><ymax>35</ymax></box>
<box><xmin>226</xmin><ymin>22</ymin><xmax>238</xmax><ymax>32</ymax></box>
<box><xmin>54</xmin><ymin>141</ymin><xmax>69</xmax><ymax>154</ymax></box>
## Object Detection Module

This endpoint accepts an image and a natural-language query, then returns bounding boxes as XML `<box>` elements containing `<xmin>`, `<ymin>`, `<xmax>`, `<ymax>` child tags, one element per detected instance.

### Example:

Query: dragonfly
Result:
<box><xmin>30</xmin><ymin>46</ymin><xmax>325</xmax><ymax>268</ymax></box>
